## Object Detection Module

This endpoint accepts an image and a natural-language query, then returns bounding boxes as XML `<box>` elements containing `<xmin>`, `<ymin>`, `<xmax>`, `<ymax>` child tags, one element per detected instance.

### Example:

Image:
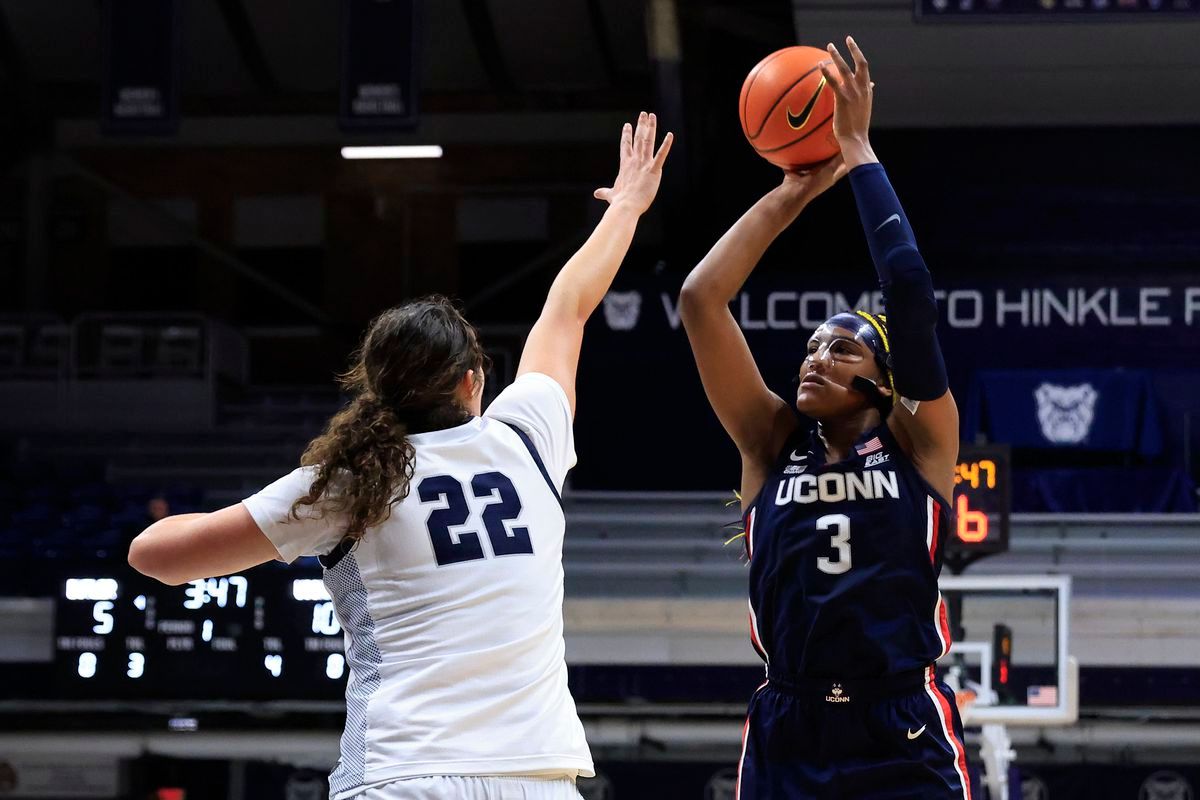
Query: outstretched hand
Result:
<box><xmin>594</xmin><ymin>111</ymin><xmax>674</xmax><ymax>215</ymax></box>
<box><xmin>819</xmin><ymin>36</ymin><xmax>878</xmax><ymax>169</ymax></box>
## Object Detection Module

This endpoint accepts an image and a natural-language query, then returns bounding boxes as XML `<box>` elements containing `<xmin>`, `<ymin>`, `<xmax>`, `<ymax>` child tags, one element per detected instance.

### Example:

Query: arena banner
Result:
<box><xmin>101</xmin><ymin>0</ymin><xmax>180</xmax><ymax>135</ymax></box>
<box><xmin>339</xmin><ymin>0</ymin><xmax>420</xmax><ymax>131</ymax></box>
<box><xmin>965</xmin><ymin>369</ymin><xmax>1162</xmax><ymax>455</ymax></box>
<box><xmin>591</xmin><ymin>274</ymin><xmax>1200</xmax><ymax>371</ymax></box>
<box><xmin>570</xmin><ymin>271</ymin><xmax>1200</xmax><ymax>490</ymax></box>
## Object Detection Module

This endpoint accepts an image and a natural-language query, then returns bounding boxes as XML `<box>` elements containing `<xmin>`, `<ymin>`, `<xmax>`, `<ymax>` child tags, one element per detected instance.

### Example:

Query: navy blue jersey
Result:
<box><xmin>743</xmin><ymin>420</ymin><xmax>954</xmax><ymax>678</ymax></box>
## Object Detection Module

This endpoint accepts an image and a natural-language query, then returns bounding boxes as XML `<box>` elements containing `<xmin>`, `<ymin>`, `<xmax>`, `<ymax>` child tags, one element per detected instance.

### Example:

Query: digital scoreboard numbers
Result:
<box><xmin>946</xmin><ymin>444</ymin><xmax>1011</xmax><ymax>566</ymax></box>
<box><xmin>55</xmin><ymin>577</ymin><xmax>135</xmax><ymax>689</ymax></box>
<box><xmin>917</xmin><ymin>0</ymin><xmax>1200</xmax><ymax>20</ymax></box>
<box><xmin>54</xmin><ymin>570</ymin><xmax>347</xmax><ymax>700</ymax></box>
<box><xmin>291</xmin><ymin>578</ymin><xmax>349</xmax><ymax>683</ymax></box>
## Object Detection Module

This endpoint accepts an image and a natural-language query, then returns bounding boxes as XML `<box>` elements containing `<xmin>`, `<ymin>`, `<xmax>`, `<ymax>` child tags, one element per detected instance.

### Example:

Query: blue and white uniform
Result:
<box><xmin>736</xmin><ymin>421</ymin><xmax>971</xmax><ymax>799</ymax></box>
<box><xmin>244</xmin><ymin>373</ymin><xmax>592</xmax><ymax>800</ymax></box>
<box><xmin>732</xmin><ymin>160</ymin><xmax>975</xmax><ymax>800</ymax></box>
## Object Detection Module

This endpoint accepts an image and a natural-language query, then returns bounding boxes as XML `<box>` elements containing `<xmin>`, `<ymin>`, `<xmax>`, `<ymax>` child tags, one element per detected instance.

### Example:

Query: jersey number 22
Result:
<box><xmin>418</xmin><ymin>472</ymin><xmax>533</xmax><ymax>566</ymax></box>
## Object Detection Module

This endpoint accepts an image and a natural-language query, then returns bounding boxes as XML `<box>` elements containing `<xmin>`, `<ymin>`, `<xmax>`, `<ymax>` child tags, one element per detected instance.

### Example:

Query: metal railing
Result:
<box><xmin>560</xmin><ymin>492</ymin><xmax>1200</xmax><ymax>596</ymax></box>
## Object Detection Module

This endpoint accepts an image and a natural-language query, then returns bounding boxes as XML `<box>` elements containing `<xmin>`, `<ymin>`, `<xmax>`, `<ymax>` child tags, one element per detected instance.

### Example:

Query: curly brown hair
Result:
<box><xmin>291</xmin><ymin>296</ymin><xmax>488</xmax><ymax>541</ymax></box>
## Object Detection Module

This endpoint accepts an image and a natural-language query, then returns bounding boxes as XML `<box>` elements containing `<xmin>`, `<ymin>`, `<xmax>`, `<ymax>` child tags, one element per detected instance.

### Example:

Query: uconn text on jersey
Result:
<box><xmin>773</xmin><ymin>470</ymin><xmax>900</xmax><ymax>506</ymax></box>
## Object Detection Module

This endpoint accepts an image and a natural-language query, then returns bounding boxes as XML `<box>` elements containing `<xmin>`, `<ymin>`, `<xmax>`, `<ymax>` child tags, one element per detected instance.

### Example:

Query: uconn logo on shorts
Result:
<box><xmin>774</xmin><ymin>471</ymin><xmax>900</xmax><ymax>506</ymax></box>
<box><xmin>825</xmin><ymin>683</ymin><xmax>851</xmax><ymax>704</ymax></box>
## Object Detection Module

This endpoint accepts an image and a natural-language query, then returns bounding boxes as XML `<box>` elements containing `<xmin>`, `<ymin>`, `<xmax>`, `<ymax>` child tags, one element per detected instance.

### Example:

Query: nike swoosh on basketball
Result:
<box><xmin>785</xmin><ymin>77</ymin><xmax>827</xmax><ymax>131</ymax></box>
<box><xmin>789</xmin><ymin>451</ymin><xmax>807</xmax><ymax>462</ymax></box>
<box><xmin>907</xmin><ymin>725</ymin><xmax>927</xmax><ymax>740</ymax></box>
<box><xmin>875</xmin><ymin>213</ymin><xmax>901</xmax><ymax>232</ymax></box>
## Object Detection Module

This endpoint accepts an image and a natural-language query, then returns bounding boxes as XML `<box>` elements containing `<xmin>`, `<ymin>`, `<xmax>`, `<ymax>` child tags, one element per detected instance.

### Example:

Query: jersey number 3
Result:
<box><xmin>816</xmin><ymin>513</ymin><xmax>852</xmax><ymax>575</ymax></box>
<box><xmin>418</xmin><ymin>473</ymin><xmax>533</xmax><ymax>566</ymax></box>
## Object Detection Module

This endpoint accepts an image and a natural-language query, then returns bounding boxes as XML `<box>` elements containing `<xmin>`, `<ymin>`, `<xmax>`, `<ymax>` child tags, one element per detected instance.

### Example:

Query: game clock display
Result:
<box><xmin>916</xmin><ymin>0</ymin><xmax>1199</xmax><ymax>20</ymax></box>
<box><xmin>53</xmin><ymin>569</ymin><xmax>346</xmax><ymax>700</ymax></box>
<box><xmin>946</xmin><ymin>444</ymin><xmax>1011</xmax><ymax>559</ymax></box>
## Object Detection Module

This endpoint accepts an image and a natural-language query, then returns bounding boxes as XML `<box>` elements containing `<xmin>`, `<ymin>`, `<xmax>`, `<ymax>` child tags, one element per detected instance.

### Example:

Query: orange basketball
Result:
<box><xmin>739</xmin><ymin>46</ymin><xmax>839</xmax><ymax>171</ymax></box>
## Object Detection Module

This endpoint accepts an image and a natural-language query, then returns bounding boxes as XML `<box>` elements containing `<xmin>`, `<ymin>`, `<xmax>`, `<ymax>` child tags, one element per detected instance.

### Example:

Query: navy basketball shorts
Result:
<box><xmin>735</xmin><ymin>666</ymin><xmax>974</xmax><ymax>800</ymax></box>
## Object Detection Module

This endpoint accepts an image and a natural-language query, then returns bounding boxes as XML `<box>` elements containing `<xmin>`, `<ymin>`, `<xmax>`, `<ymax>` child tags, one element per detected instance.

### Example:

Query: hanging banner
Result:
<box><xmin>101</xmin><ymin>0</ymin><xmax>180</xmax><ymax>136</ymax></box>
<box><xmin>339</xmin><ymin>0</ymin><xmax>420</xmax><ymax>132</ymax></box>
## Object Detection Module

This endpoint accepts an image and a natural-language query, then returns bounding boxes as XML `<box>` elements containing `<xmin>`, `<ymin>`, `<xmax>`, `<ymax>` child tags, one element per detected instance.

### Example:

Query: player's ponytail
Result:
<box><xmin>291</xmin><ymin>297</ymin><xmax>488</xmax><ymax>542</ymax></box>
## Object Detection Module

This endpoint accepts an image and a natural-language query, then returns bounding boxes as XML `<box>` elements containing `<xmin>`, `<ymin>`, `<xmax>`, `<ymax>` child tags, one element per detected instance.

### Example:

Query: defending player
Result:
<box><xmin>679</xmin><ymin>38</ymin><xmax>972</xmax><ymax>799</ymax></box>
<box><xmin>128</xmin><ymin>113</ymin><xmax>673</xmax><ymax>800</ymax></box>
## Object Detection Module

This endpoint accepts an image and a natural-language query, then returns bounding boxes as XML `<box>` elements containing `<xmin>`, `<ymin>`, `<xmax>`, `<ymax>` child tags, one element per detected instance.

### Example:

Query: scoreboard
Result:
<box><xmin>917</xmin><ymin>0</ymin><xmax>1200</xmax><ymax>19</ymax></box>
<box><xmin>53</xmin><ymin>568</ymin><xmax>346</xmax><ymax>700</ymax></box>
<box><xmin>42</xmin><ymin>448</ymin><xmax>1011</xmax><ymax>699</ymax></box>
<box><xmin>946</xmin><ymin>444</ymin><xmax>1011</xmax><ymax>564</ymax></box>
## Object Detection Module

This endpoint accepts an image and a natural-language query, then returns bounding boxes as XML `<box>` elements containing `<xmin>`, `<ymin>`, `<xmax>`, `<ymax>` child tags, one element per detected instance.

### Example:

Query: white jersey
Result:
<box><xmin>243</xmin><ymin>373</ymin><xmax>593</xmax><ymax>799</ymax></box>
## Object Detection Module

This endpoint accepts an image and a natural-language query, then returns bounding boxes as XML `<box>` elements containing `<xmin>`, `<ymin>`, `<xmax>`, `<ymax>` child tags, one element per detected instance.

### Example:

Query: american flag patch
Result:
<box><xmin>855</xmin><ymin>437</ymin><xmax>883</xmax><ymax>456</ymax></box>
<box><xmin>1027</xmin><ymin>685</ymin><xmax>1059</xmax><ymax>707</ymax></box>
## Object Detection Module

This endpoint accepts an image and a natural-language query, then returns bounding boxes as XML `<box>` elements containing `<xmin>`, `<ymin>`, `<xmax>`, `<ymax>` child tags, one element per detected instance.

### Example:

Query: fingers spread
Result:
<box><xmin>826</xmin><ymin>43</ymin><xmax>854</xmax><ymax>84</ymax></box>
<box><xmin>653</xmin><ymin>130</ymin><xmax>674</xmax><ymax>171</ymax></box>
<box><xmin>819</xmin><ymin>61</ymin><xmax>848</xmax><ymax>98</ymax></box>
<box><xmin>846</xmin><ymin>36</ymin><xmax>870</xmax><ymax>85</ymax></box>
<box><xmin>633</xmin><ymin>111</ymin><xmax>648</xmax><ymax>158</ymax></box>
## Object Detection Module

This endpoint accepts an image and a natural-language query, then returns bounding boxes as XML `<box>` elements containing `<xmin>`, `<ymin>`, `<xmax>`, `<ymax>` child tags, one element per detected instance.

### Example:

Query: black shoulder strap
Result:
<box><xmin>319</xmin><ymin>535</ymin><xmax>355</xmax><ymax>570</ymax></box>
<box><xmin>499</xmin><ymin>420</ymin><xmax>563</xmax><ymax>508</ymax></box>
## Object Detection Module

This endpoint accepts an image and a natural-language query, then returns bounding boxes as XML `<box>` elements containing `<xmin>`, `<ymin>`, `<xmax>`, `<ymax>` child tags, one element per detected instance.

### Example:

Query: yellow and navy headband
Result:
<box><xmin>824</xmin><ymin>310</ymin><xmax>896</xmax><ymax>412</ymax></box>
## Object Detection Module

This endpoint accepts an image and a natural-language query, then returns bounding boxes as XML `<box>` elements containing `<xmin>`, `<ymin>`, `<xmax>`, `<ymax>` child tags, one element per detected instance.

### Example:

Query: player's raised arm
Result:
<box><xmin>822</xmin><ymin>37</ymin><xmax>959</xmax><ymax>479</ymax></box>
<box><xmin>516</xmin><ymin>112</ymin><xmax>673</xmax><ymax>415</ymax></box>
<box><xmin>679</xmin><ymin>159</ymin><xmax>846</xmax><ymax>467</ymax></box>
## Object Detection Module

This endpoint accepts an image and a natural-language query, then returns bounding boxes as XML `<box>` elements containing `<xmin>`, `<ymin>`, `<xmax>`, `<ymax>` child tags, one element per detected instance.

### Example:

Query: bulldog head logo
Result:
<box><xmin>1034</xmin><ymin>383</ymin><xmax>1098</xmax><ymax>444</ymax></box>
<box><xmin>602</xmin><ymin>290</ymin><xmax>641</xmax><ymax>331</ymax></box>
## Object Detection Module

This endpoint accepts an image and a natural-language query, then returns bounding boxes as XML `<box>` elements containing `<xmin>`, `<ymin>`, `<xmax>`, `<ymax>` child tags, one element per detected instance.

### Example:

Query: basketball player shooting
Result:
<box><xmin>128</xmin><ymin>112</ymin><xmax>672</xmax><ymax>800</ymax></box>
<box><xmin>679</xmin><ymin>38</ymin><xmax>972</xmax><ymax>799</ymax></box>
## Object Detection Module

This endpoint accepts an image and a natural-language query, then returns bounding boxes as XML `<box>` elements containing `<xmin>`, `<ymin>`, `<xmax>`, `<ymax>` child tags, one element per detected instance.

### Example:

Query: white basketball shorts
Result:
<box><xmin>357</xmin><ymin>775</ymin><xmax>582</xmax><ymax>800</ymax></box>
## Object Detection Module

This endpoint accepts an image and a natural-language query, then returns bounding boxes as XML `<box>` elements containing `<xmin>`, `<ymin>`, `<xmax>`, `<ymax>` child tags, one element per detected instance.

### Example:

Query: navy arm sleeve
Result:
<box><xmin>848</xmin><ymin>163</ymin><xmax>949</xmax><ymax>402</ymax></box>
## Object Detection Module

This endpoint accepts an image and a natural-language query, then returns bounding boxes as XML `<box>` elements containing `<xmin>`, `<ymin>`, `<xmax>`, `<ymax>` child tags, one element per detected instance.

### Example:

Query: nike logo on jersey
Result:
<box><xmin>907</xmin><ymin>725</ymin><xmax>927</xmax><ymax>740</ymax></box>
<box><xmin>785</xmin><ymin>452</ymin><xmax>809</xmax><ymax>475</ymax></box>
<box><xmin>875</xmin><ymin>213</ymin><xmax>901</xmax><ymax>232</ymax></box>
<box><xmin>864</xmin><ymin>452</ymin><xmax>890</xmax><ymax>469</ymax></box>
<box><xmin>786</xmin><ymin>77</ymin><xmax>827</xmax><ymax>130</ymax></box>
<box><xmin>774</xmin><ymin>470</ymin><xmax>899</xmax><ymax>506</ymax></box>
